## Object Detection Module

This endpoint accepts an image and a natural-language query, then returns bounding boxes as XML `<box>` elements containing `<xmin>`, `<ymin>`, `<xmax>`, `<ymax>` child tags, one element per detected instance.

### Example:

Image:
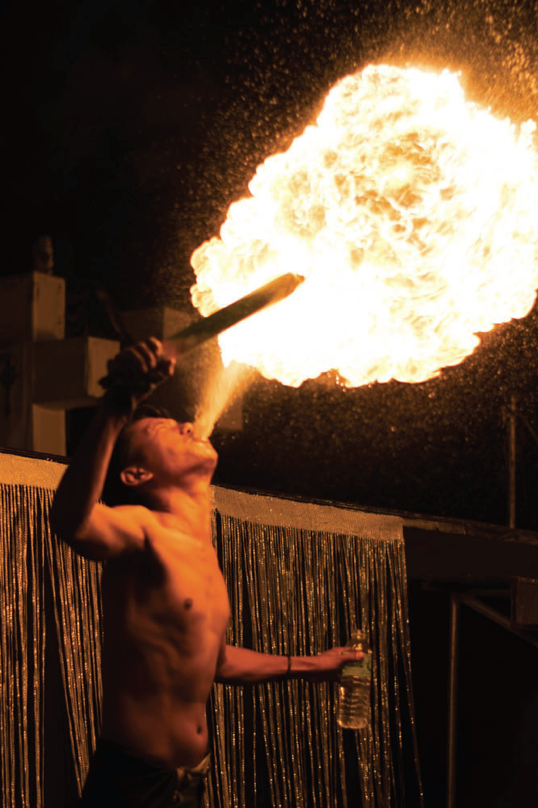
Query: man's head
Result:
<box><xmin>102</xmin><ymin>405</ymin><xmax>218</xmax><ymax>507</ymax></box>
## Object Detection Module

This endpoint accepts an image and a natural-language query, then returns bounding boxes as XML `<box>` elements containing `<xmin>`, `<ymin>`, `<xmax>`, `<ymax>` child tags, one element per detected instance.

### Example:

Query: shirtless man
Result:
<box><xmin>50</xmin><ymin>338</ymin><xmax>362</xmax><ymax>808</ymax></box>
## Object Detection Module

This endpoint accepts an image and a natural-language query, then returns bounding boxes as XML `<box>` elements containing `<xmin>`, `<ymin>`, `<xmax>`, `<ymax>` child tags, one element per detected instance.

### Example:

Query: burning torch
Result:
<box><xmin>99</xmin><ymin>272</ymin><xmax>305</xmax><ymax>395</ymax></box>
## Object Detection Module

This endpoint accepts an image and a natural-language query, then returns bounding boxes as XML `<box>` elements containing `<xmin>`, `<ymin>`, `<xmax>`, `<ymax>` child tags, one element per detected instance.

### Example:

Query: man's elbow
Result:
<box><xmin>49</xmin><ymin>499</ymin><xmax>89</xmax><ymax>546</ymax></box>
<box><xmin>49</xmin><ymin>512</ymin><xmax>106</xmax><ymax>561</ymax></box>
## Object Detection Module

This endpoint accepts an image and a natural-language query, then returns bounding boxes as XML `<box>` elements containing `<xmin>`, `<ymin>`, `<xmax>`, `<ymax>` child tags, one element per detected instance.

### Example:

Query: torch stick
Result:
<box><xmin>163</xmin><ymin>272</ymin><xmax>304</xmax><ymax>357</ymax></box>
<box><xmin>99</xmin><ymin>272</ymin><xmax>305</xmax><ymax>390</ymax></box>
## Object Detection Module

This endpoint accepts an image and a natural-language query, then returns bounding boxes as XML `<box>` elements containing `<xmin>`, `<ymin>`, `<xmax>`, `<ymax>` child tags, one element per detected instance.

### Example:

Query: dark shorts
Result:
<box><xmin>79</xmin><ymin>738</ymin><xmax>208</xmax><ymax>808</ymax></box>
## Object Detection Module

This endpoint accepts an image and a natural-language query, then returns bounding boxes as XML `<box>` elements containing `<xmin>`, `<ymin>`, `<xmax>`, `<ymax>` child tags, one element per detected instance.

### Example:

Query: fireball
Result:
<box><xmin>190</xmin><ymin>64</ymin><xmax>538</xmax><ymax>387</ymax></box>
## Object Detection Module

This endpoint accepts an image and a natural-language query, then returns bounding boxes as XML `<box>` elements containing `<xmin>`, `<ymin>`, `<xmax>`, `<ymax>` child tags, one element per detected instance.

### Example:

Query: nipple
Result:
<box><xmin>184</xmin><ymin>598</ymin><xmax>193</xmax><ymax>610</ymax></box>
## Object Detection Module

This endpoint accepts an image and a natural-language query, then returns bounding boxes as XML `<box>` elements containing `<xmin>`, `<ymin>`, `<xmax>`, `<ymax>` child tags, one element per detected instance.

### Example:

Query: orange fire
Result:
<box><xmin>190</xmin><ymin>64</ymin><xmax>538</xmax><ymax>387</ymax></box>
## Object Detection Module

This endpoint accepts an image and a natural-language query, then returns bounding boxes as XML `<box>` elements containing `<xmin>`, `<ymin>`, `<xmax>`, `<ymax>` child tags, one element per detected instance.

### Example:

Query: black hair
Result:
<box><xmin>101</xmin><ymin>405</ymin><xmax>173</xmax><ymax>507</ymax></box>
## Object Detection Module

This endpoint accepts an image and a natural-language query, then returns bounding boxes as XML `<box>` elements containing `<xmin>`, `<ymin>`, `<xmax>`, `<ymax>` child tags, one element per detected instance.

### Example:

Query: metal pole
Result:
<box><xmin>507</xmin><ymin>394</ymin><xmax>517</xmax><ymax>529</ymax></box>
<box><xmin>447</xmin><ymin>593</ymin><xmax>460</xmax><ymax>808</ymax></box>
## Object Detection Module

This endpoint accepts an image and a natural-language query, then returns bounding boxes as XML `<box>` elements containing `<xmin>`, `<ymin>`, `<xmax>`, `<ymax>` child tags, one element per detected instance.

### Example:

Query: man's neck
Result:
<box><xmin>147</xmin><ymin>480</ymin><xmax>213</xmax><ymax>543</ymax></box>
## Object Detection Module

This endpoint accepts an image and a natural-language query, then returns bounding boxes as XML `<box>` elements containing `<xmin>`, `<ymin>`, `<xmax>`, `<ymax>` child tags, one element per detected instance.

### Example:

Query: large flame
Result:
<box><xmin>190</xmin><ymin>65</ymin><xmax>538</xmax><ymax>387</ymax></box>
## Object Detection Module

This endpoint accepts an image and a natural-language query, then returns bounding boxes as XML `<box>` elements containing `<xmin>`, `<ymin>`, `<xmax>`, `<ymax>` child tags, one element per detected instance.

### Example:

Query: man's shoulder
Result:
<box><xmin>103</xmin><ymin>502</ymin><xmax>159</xmax><ymax>538</ymax></box>
<box><xmin>109</xmin><ymin>502</ymin><xmax>153</xmax><ymax>517</ymax></box>
<box><xmin>107</xmin><ymin>505</ymin><xmax>192</xmax><ymax>547</ymax></box>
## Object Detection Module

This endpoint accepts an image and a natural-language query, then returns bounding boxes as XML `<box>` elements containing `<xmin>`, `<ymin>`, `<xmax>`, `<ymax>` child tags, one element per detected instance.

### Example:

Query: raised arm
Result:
<box><xmin>50</xmin><ymin>338</ymin><xmax>174</xmax><ymax>561</ymax></box>
<box><xmin>215</xmin><ymin>642</ymin><xmax>363</xmax><ymax>685</ymax></box>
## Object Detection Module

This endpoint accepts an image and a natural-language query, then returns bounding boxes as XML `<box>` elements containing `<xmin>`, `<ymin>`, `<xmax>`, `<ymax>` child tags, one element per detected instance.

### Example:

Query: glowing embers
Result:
<box><xmin>190</xmin><ymin>64</ymin><xmax>538</xmax><ymax>387</ymax></box>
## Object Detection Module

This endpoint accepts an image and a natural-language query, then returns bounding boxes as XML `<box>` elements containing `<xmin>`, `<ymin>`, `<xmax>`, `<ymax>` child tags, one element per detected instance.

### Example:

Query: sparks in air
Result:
<box><xmin>190</xmin><ymin>64</ymin><xmax>538</xmax><ymax>388</ymax></box>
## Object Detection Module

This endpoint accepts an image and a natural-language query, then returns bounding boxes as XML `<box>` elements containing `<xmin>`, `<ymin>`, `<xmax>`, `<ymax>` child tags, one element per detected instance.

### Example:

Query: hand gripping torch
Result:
<box><xmin>99</xmin><ymin>273</ymin><xmax>305</xmax><ymax>400</ymax></box>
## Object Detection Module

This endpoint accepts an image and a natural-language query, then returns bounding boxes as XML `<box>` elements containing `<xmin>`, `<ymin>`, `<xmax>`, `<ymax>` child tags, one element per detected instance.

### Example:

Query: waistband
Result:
<box><xmin>176</xmin><ymin>753</ymin><xmax>211</xmax><ymax>788</ymax></box>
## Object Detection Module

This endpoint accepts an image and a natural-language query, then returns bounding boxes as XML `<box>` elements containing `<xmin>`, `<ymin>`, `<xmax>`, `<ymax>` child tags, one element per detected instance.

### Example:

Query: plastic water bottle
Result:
<box><xmin>337</xmin><ymin>629</ymin><xmax>372</xmax><ymax>729</ymax></box>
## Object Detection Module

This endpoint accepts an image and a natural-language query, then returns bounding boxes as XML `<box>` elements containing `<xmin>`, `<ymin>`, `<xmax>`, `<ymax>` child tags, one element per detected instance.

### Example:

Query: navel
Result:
<box><xmin>184</xmin><ymin>598</ymin><xmax>193</xmax><ymax>610</ymax></box>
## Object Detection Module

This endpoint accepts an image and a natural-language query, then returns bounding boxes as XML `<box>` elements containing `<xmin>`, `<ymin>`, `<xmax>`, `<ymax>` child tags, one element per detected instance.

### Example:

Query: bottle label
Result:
<box><xmin>342</xmin><ymin>653</ymin><xmax>372</xmax><ymax>680</ymax></box>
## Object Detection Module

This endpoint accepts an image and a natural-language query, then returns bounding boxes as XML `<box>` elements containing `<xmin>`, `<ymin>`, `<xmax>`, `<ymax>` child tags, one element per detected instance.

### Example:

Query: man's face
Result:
<box><xmin>127</xmin><ymin>417</ymin><xmax>218</xmax><ymax>483</ymax></box>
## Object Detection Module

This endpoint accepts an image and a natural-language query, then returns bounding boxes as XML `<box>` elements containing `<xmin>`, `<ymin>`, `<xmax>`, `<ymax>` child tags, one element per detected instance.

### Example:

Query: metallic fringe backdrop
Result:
<box><xmin>0</xmin><ymin>454</ymin><xmax>102</xmax><ymax>808</ymax></box>
<box><xmin>207</xmin><ymin>487</ymin><xmax>424</xmax><ymax>808</ymax></box>
<box><xmin>0</xmin><ymin>454</ymin><xmax>422</xmax><ymax>807</ymax></box>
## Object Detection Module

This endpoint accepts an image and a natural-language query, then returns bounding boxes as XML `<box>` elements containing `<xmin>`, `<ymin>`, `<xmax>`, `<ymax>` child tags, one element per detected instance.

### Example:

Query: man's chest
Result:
<box><xmin>127</xmin><ymin>533</ymin><xmax>231</xmax><ymax>636</ymax></box>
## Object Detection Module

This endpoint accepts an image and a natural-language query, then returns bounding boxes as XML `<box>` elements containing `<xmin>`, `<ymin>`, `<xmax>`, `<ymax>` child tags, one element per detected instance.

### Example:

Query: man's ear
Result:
<box><xmin>120</xmin><ymin>466</ymin><xmax>154</xmax><ymax>488</ymax></box>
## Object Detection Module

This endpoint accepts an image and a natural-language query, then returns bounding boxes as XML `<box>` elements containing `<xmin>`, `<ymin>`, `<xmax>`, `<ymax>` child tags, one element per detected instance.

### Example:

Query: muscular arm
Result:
<box><xmin>50</xmin><ymin>406</ymin><xmax>147</xmax><ymax>560</ymax></box>
<box><xmin>50</xmin><ymin>337</ymin><xmax>173</xmax><ymax>561</ymax></box>
<box><xmin>215</xmin><ymin>643</ymin><xmax>363</xmax><ymax>685</ymax></box>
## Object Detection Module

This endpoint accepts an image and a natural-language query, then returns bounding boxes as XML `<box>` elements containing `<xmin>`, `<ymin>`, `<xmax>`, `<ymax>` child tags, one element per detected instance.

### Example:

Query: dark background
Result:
<box><xmin>4</xmin><ymin>0</ymin><xmax>538</xmax><ymax>529</ymax></box>
<box><xmin>3</xmin><ymin>3</ymin><xmax>538</xmax><ymax>805</ymax></box>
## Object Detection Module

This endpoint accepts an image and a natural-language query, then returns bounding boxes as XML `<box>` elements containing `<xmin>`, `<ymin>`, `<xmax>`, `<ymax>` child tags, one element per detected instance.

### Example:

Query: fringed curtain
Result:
<box><xmin>0</xmin><ymin>483</ymin><xmax>46</xmax><ymax>808</ymax></box>
<box><xmin>0</xmin><ymin>452</ymin><xmax>422</xmax><ymax>807</ymax></box>
<box><xmin>45</xmin><ymin>514</ymin><xmax>103</xmax><ymax>792</ymax></box>
<box><xmin>208</xmin><ymin>487</ymin><xmax>424</xmax><ymax>808</ymax></box>
<box><xmin>0</xmin><ymin>454</ymin><xmax>102</xmax><ymax>808</ymax></box>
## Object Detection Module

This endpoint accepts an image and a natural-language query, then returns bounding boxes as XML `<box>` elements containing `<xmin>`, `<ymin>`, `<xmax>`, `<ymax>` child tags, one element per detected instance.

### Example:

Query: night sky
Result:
<box><xmin>4</xmin><ymin>0</ymin><xmax>538</xmax><ymax>528</ymax></box>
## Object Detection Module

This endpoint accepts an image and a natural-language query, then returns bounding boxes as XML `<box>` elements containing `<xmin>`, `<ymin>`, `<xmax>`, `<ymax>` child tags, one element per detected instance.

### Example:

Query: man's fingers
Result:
<box><xmin>341</xmin><ymin>651</ymin><xmax>364</xmax><ymax>664</ymax></box>
<box><xmin>110</xmin><ymin>339</ymin><xmax>166</xmax><ymax>376</ymax></box>
<box><xmin>160</xmin><ymin>356</ymin><xmax>176</xmax><ymax>377</ymax></box>
<box><xmin>146</xmin><ymin>336</ymin><xmax>163</xmax><ymax>355</ymax></box>
<box><xmin>100</xmin><ymin>337</ymin><xmax>174</xmax><ymax>409</ymax></box>
<box><xmin>131</xmin><ymin>340</ymin><xmax>158</xmax><ymax>373</ymax></box>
